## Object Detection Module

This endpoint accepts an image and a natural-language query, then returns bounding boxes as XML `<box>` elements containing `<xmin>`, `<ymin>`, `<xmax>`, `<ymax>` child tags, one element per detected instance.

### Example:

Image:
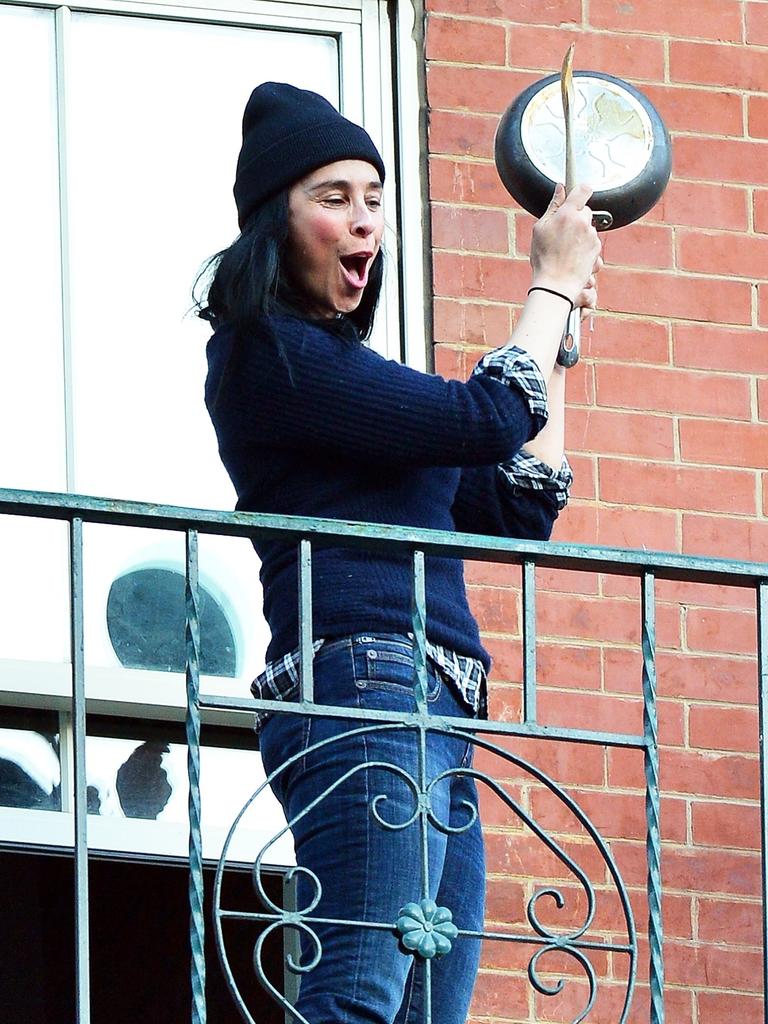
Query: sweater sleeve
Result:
<box><xmin>450</xmin><ymin>458</ymin><xmax>569</xmax><ymax>541</ymax></box>
<box><xmin>206</xmin><ymin>317</ymin><xmax>547</xmax><ymax>468</ymax></box>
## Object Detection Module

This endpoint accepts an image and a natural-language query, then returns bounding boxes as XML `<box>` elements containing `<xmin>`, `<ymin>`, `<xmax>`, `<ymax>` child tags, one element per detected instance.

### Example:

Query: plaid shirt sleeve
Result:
<box><xmin>470</xmin><ymin>344</ymin><xmax>549</xmax><ymax>423</ymax></box>
<box><xmin>471</xmin><ymin>344</ymin><xmax>573</xmax><ymax>511</ymax></box>
<box><xmin>498</xmin><ymin>451</ymin><xmax>573</xmax><ymax>511</ymax></box>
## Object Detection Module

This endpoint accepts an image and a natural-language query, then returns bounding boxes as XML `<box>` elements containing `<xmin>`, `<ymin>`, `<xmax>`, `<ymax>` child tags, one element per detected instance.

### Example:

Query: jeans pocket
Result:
<box><xmin>354</xmin><ymin>640</ymin><xmax>441</xmax><ymax>703</ymax></box>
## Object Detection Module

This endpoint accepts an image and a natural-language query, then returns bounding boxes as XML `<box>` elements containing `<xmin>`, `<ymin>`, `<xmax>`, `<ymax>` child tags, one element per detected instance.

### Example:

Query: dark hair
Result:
<box><xmin>194</xmin><ymin>188</ymin><xmax>384</xmax><ymax>341</ymax></box>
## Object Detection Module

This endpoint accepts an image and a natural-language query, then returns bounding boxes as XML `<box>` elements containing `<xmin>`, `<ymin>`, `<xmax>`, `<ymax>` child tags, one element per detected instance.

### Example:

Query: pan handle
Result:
<box><xmin>556</xmin><ymin>207</ymin><xmax>611</xmax><ymax>367</ymax></box>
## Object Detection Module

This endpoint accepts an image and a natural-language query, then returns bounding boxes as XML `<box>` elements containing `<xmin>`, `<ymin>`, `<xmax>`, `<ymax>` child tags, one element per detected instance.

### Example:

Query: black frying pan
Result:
<box><xmin>495</xmin><ymin>70</ymin><xmax>672</xmax><ymax>231</ymax></box>
<box><xmin>495</xmin><ymin>67</ymin><xmax>672</xmax><ymax>366</ymax></box>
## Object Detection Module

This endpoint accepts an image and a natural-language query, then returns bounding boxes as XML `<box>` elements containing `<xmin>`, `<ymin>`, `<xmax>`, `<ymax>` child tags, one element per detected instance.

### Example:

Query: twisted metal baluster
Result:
<box><xmin>69</xmin><ymin>517</ymin><xmax>91</xmax><ymax>1024</ymax></box>
<box><xmin>642</xmin><ymin>573</ymin><xmax>664</xmax><ymax>1023</ymax></box>
<box><xmin>522</xmin><ymin>559</ymin><xmax>537</xmax><ymax>723</ymax></box>
<box><xmin>299</xmin><ymin>539</ymin><xmax>314</xmax><ymax>703</ymax></box>
<box><xmin>412</xmin><ymin>550</ymin><xmax>429</xmax><ymax>713</ymax></box>
<box><xmin>186</xmin><ymin>529</ymin><xmax>206</xmax><ymax>1023</ymax></box>
<box><xmin>757</xmin><ymin>580</ymin><xmax>768</xmax><ymax>1011</ymax></box>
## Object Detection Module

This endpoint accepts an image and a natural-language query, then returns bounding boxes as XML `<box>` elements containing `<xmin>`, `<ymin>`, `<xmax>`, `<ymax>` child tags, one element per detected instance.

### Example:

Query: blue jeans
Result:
<box><xmin>259</xmin><ymin>634</ymin><xmax>485</xmax><ymax>1024</ymax></box>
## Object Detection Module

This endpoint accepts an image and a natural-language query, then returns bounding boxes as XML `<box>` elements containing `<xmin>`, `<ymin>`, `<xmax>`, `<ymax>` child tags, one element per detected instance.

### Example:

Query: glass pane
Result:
<box><xmin>0</xmin><ymin>710</ymin><xmax>61</xmax><ymax>812</ymax></box>
<box><xmin>0</xmin><ymin>517</ymin><xmax>70</xmax><ymax>665</ymax></box>
<box><xmin>0</xmin><ymin>5</ymin><xmax>66</xmax><ymax>491</ymax></box>
<box><xmin>85</xmin><ymin>730</ymin><xmax>292</xmax><ymax>862</ymax></box>
<box><xmin>66</xmin><ymin>12</ymin><xmax>339</xmax><ymax>507</ymax></box>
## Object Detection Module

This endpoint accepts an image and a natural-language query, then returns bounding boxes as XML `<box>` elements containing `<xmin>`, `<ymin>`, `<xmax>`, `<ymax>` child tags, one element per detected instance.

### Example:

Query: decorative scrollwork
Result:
<box><xmin>528</xmin><ymin>944</ymin><xmax>597</xmax><ymax>1024</ymax></box>
<box><xmin>213</xmin><ymin>719</ymin><xmax>637</xmax><ymax>1024</ymax></box>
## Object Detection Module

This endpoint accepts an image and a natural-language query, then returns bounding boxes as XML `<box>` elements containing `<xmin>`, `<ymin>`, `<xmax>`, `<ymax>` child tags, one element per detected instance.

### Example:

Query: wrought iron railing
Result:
<box><xmin>0</xmin><ymin>486</ymin><xmax>766</xmax><ymax>1024</ymax></box>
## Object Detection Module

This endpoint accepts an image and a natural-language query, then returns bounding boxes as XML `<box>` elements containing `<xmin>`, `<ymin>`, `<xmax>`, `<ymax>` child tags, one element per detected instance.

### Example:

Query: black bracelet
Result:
<box><xmin>527</xmin><ymin>286</ymin><xmax>574</xmax><ymax>311</ymax></box>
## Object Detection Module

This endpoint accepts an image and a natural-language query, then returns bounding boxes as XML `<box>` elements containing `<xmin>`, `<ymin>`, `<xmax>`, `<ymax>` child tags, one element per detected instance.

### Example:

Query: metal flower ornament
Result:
<box><xmin>395</xmin><ymin>899</ymin><xmax>459</xmax><ymax>959</ymax></box>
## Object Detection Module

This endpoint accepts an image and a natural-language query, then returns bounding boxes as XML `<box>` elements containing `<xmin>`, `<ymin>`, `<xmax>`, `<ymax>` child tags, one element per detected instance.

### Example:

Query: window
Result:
<box><xmin>0</xmin><ymin>0</ymin><xmax>425</xmax><ymax>860</ymax></box>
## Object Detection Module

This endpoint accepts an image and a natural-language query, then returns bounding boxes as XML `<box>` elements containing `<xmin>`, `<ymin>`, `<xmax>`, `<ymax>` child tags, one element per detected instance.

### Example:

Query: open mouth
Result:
<box><xmin>339</xmin><ymin>253</ymin><xmax>372</xmax><ymax>289</ymax></box>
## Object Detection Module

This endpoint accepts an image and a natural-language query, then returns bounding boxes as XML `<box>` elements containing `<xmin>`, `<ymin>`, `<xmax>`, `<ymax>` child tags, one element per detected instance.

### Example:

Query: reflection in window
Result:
<box><xmin>106</xmin><ymin>567</ymin><xmax>238</xmax><ymax>676</ymax></box>
<box><xmin>0</xmin><ymin>726</ymin><xmax>61</xmax><ymax>812</ymax></box>
<box><xmin>86</xmin><ymin>733</ymin><xmax>261</xmax><ymax>829</ymax></box>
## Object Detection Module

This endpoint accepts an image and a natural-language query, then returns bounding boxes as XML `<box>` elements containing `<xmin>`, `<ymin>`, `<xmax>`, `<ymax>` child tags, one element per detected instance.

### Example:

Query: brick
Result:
<box><xmin>434</xmin><ymin>298</ymin><xmax>511</xmax><ymax>348</ymax></box>
<box><xmin>537</xmin><ymin>590</ymin><xmax>680</xmax><ymax>647</ymax></box>
<box><xmin>432</xmin><ymin>251</ymin><xmax>530</xmax><ymax>302</ymax></box>
<box><xmin>428</xmin><ymin>109</ymin><xmax>498</xmax><ymax>159</ymax></box>
<box><xmin>655</xmin><ymin>578</ymin><xmax>752</xmax><ymax>611</ymax></box>
<box><xmin>599</xmin><ymin>266</ymin><xmax>752</xmax><ymax>324</ymax></box>
<box><xmin>698</xmin><ymin>897</ymin><xmax>762</xmax><ymax>946</ymax></box>
<box><xmin>598</xmin><ymin>222</ymin><xmax>674</xmax><ymax>271</ymax></box>
<box><xmin>683</xmin><ymin>514</ymin><xmax>768</xmax><ymax>563</ymax></box>
<box><xmin>757</xmin><ymin>190</ymin><xmax>768</xmax><ymax>234</ymax></box>
<box><xmin>599</xmin><ymin>459</ymin><xmax>757</xmax><ymax>515</ymax></box>
<box><xmin>665</xmin><ymin>844</ymin><xmax>761</xmax><ymax>897</ymax></box>
<box><xmin>656</xmin><ymin>651</ymin><xmax>757</xmax><ymax>705</ymax></box>
<box><xmin>665</xmin><ymin>939</ymin><xmax>763</xmax><ymax>993</ymax></box>
<box><xmin>484</xmin><ymin>634</ymin><xmax>523</xmax><ymax>681</ymax></box>
<box><xmin>601</xmin><ymin>575</ymin><xmax>751</xmax><ymax>611</ymax></box>
<box><xmin>680</xmin><ymin>419</ymin><xmax>768</xmax><ymax>470</ymax></box>
<box><xmin>464</xmin><ymin>559</ymin><xmax>521</xmax><ymax>588</ymax></box>
<box><xmin>484</xmin><ymin>877</ymin><xmax>527</xmax><ymax>923</ymax></box>
<box><xmin>484</xmin><ymin>830</ymin><xmax>607</xmax><ymax>882</ymax></box>
<box><xmin>467</xmin><ymin>584</ymin><xmax>520</xmax><ymax>634</ymax></box>
<box><xmin>427</xmin><ymin>64</ymin><xmax>536</xmax><ymax>115</ymax></box>
<box><xmin>677</xmin><ymin>228</ymin><xmax>768</xmax><ymax>280</ymax></box>
<box><xmin>763</xmin><ymin>471</ymin><xmax>768</xmax><ymax>514</ymax></box>
<box><xmin>429</xmin><ymin>157</ymin><xmax>511</xmax><ymax>207</ymax></box>
<box><xmin>515</xmin><ymin>214</ymin><xmax>675</xmax><ymax>272</ymax></box>
<box><xmin>589</xmin><ymin>0</ymin><xmax>742</xmax><ymax>41</ymax></box>
<box><xmin>506</xmin><ymin>735</ymin><xmax>606</xmax><ymax>785</ymax></box>
<box><xmin>427</xmin><ymin>0</ymin><xmax>581</xmax><ymax>22</ymax></box>
<box><xmin>692</xmin><ymin>799</ymin><xmax>761</xmax><ymax>850</ymax></box>
<box><xmin>673</xmin><ymin>136</ymin><xmax>768</xmax><ymax>188</ymax></box>
<box><xmin>568</xmin><ymin>453</ymin><xmax>596</xmax><ymax>499</ymax></box>
<box><xmin>538</xmin><ymin>643</ymin><xmax>602</xmax><ymax>690</ymax></box>
<box><xmin>488</xmin><ymin>682</ymin><xmax>522</xmax><ymax>720</ymax></box>
<box><xmin>760</xmin><ymin>283</ymin><xmax>768</xmax><ymax>328</ymax></box>
<box><xmin>595</xmin><ymin>505</ymin><xmax>679</xmax><ymax>551</ymax></box>
<box><xmin>433</xmin><ymin>343</ymin><xmax>467</xmax><ymax>381</ymax></box>
<box><xmin>648</xmin><ymin>180</ymin><xmax>749</xmax><ymax>233</ymax></box>
<box><xmin>673</xmin><ymin>322</ymin><xmax>768</xmax><ymax>373</ymax></box>
<box><xmin>426</xmin><ymin>16</ymin><xmax>507</xmax><ymax>66</ymax></box>
<box><xmin>584</xmin><ymin>314</ymin><xmax>669</xmax><ymax>364</ymax></box>
<box><xmin>567</xmin><ymin>408</ymin><xmax>675</xmax><ymax>460</ymax></box>
<box><xmin>661</xmin><ymin>749</ymin><xmax>759</xmax><ymax>801</ymax></box>
<box><xmin>747</xmin><ymin>1</ymin><xmax>768</xmax><ymax>45</ymax></box>
<box><xmin>749</xmin><ymin>95</ymin><xmax>768</xmax><ymax>140</ymax></box>
<box><xmin>539</xmin><ymin>686</ymin><xmax>644</xmax><ymax>735</ymax></box>
<box><xmin>507</xmin><ymin>25</ymin><xmax>665</xmax><ymax>80</ymax></box>
<box><xmin>686</xmin><ymin>607</ymin><xmax>757</xmax><ymax>656</ymax></box>
<box><xmin>470</xmin><ymin>970</ymin><xmax>529</xmax><ymax>1020</ymax></box>
<box><xmin>642</xmin><ymin>82</ymin><xmax>743</xmax><ymax>137</ymax></box>
<box><xmin>537</xmin><ymin>566</ymin><xmax>599</xmax><ymax>595</ymax></box>
<box><xmin>529</xmin><ymin>785</ymin><xmax>687</xmax><ymax>842</ymax></box>
<box><xmin>431</xmin><ymin>204</ymin><xmax>510</xmax><ymax>254</ymax></box>
<box><xmin>690</xmin><ymin>704</ymin><xmax>759</xmax><ymax>754</ymax></box>
<box><xmin>564</xmin><ymin>355</ymin><xmax>595</xmax><ymax>405</ymax></box>
<box><xmin>595</xmin><ymin>364</ymin><xmax>752</xmax><ymax>419</ymax></box>
<box><xmin>671</xmin><ymin>40</ymin><xmax>768</xmax><ymax>92</ymax></box>
<box><xmin>550</xmin><ymin>501</ymin><xmax>599</xmax><ymax>544</ymax></box>
<box><xmin>697</xmin><ymin>991</ymin><xmax>764</xmax><ymax>1024</ymax></box>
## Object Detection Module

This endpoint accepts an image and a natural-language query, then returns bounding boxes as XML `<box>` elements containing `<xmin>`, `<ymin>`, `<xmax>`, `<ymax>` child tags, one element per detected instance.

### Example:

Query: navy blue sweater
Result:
<box><xmin>205</xmin><ymin>314</ymin><xmax>559</xmax><ymax>669</ymax></box>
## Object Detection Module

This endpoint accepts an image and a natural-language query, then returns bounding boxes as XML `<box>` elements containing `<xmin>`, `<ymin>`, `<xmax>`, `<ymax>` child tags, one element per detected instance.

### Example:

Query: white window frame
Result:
<box><xmin>0</xmin><ymin>0</ymin><xmax>429</xmax><ymax>858</ymax></box>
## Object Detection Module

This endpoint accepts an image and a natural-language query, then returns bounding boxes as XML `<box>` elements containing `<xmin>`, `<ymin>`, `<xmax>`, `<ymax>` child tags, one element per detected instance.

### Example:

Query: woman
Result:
<box><xmin>201</xmin><ymin>82</ymin><xmax>601</xmax><ymax>1024</ymax></box>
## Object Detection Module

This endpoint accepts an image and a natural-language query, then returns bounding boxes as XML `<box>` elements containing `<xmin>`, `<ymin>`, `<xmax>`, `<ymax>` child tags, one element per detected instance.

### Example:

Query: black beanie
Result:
<box><xmin>233</xmin><ymin>82</ymin><xmax>386</xmax><ymax>230</ymax></box>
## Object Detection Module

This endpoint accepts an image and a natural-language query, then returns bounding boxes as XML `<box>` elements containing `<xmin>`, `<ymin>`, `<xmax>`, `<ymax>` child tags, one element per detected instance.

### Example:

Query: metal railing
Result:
<box><xmin>1</xmin><ymin>485</ymin><xmax>766</xmax><ymax>1024</ymax></box>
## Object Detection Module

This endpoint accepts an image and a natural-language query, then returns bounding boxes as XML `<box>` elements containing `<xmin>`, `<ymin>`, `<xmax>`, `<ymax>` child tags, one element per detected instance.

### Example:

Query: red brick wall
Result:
<box><xmin>424</xmin><ymin>2</ymin><xmax>766</xmax><ymax>1020</ymax></box>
